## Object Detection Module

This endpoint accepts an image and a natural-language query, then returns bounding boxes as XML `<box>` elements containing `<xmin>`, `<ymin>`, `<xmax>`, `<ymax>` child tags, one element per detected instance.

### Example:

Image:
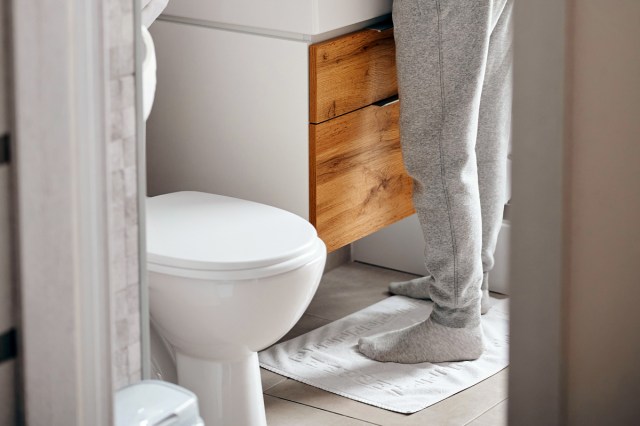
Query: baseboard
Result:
<box><xmin>324</xmin><ymin>245</ymin><xmax>351</xmax><ymax>273</ymax></box>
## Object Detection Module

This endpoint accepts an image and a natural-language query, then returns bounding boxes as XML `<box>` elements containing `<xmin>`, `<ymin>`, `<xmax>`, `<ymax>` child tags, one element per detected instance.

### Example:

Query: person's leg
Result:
<box><xmin>387</xmin><ymin>0</ymin><xmax>513</xmax><ymax>316</ymax></box>
<box><xmin>389</xmin><ymin>275</ymin><xmax>433</xmax><ymax>299</ymax></box>
<box><xmin>477</xmin><ymin>0</ymin><xmax>513</xmax><ymax>310</ymax></box>
<box><xmin>359</xmin><ymin>0</ymin><xmax>504</xmax><ymax>363</ymax></box>
<box><xmin>390</xmin><ymin>274</ymin><xmax>490</xmax><ymax>314</ymax></box>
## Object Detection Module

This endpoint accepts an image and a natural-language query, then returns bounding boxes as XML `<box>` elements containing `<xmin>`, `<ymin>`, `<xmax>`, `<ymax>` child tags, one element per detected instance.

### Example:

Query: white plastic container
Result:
<box><xmin>115</xmin><ymin>380</ymin><xmax>204</xmax><ymax>426</ymax></box>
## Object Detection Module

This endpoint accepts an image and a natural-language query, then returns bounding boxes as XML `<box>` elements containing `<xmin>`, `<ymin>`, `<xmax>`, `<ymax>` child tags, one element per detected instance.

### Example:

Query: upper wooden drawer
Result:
<box><xmin>309</xmin><ymin>27</ymin><xmax>398</xmax><ymax>124</ymax></box>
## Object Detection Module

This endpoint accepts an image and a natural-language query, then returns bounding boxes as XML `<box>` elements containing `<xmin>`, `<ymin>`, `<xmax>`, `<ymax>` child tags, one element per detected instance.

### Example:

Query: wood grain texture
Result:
<box><xmin>310</xmin><ymin>102</ymin><xmax>414</xmax><ymax>253</ymax></box>
<box><xmin>309</xmin><ymin>28</ymin><xmax>398</xmax><ymax>124</ymax></box>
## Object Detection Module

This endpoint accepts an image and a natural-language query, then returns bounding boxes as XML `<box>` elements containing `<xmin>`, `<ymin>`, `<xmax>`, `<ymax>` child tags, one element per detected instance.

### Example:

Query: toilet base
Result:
<box><xmin>176</xmin><ymin>351</ymin><xmax>267</xmax><ymax>426</ymax></box>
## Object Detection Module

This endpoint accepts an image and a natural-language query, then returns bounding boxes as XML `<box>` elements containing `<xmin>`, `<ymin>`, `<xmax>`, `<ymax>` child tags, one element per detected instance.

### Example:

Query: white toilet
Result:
<box><xmin>146</xmin><ymin>191</ymin><xmax>326</xmax><ymax>426</ymax></box>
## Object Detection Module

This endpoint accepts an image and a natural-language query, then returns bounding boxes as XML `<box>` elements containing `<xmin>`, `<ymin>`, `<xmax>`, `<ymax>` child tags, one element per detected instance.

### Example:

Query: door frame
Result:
<box><xmin>509</xmin><ymin>0</ymin><xmax>569</xmax><ymax>424</ymax></box>
<box><xmin>11</xmin><ymin>0</ymin><xmax>114</xmax><ymax>423</ymax></box>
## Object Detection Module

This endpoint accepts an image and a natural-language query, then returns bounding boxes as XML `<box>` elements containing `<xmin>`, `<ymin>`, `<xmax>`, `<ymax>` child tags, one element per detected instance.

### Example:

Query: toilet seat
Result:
<box><xmin>146</xmin><ymin>191</ymin><xmax>325</xmax><ymax>280</ymax></box>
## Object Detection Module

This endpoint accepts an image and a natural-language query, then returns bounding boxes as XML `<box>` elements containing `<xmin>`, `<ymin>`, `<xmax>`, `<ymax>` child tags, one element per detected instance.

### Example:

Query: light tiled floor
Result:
<box><xmin>261</xmin><ymin>262</ymin><xmax>508</xmax><ymax>426</ymax></box>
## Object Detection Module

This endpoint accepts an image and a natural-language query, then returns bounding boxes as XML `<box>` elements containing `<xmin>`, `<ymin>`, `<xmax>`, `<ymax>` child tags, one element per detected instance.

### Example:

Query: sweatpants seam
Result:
<box><xmin>435</xmin><ymin>0</ymin><xmax>460</xmax><ymax>307</ymax></box>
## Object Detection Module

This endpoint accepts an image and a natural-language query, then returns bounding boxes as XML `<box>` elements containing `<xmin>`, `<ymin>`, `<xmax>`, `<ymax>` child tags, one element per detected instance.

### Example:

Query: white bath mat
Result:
<box><xmin>259</xmin><ymin>296</ymin><xmax>509</xmax><ymax>414</ymax></box>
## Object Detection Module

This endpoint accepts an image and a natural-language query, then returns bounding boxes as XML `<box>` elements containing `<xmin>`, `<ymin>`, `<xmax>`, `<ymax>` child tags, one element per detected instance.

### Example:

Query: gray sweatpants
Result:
<box><xmin>393</xmin><ymin>0</ymin><xmax>513</xmax><ymax>328</ymax></box>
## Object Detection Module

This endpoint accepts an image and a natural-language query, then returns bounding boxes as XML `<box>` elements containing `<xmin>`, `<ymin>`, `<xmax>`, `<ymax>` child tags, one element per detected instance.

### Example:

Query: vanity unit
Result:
<box><xmin>148</xmin><ymin>0</ymin><xmax>415</xmax><ymax>254</ymax></box>
<box><xmin>148</xmin><ymin>1</ymin><xmax>509</xmax><ymax>286</ymax></box>
<box><xmin>308</xmin><ymin>27</ymin><xmax>414</xmax><ymax>252</ymax></box>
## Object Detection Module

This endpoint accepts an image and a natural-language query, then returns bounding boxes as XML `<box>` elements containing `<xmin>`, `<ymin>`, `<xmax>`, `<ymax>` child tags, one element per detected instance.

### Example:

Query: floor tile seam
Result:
<box><xmin>262</xmin><ymin>378</ymin><xmax>293</xmax><ymax>396</ymax></box>
<box><xmin>307</xmin><ymin>298</ymin><xmax>395</xmax><ymax>321</ymax></box>
<box><xmin>264</xmin><ymin>393</ymin><xmax>384</xmax><ymax>426</ymax></box>
<box><xmin>351</xmin><ymin>260</ymin><xmax>423</xmax><ymax>278</ymax></box>
<box><xmin>302</xmin><ymin>312</ymin><xmax>336</xmax><ymax>322</ymax></box>
<box><xmin>261</xmin><ymin>377</ymin><xmax>288</xmax><ymax>393</ymax></box>
<box><xmin>461</xmin><ymin>397</ymin><xmax>508</xmax><ymax>425</ymax></box>
<box><xmin>303</xmin><ymin>305</ymin><xmax>346</xmax><ymax>321</ymax></box>
<box><xmin>304</xmin><ymin>312</ymin><xmax>353</xmax><ymax>322</ymax></box>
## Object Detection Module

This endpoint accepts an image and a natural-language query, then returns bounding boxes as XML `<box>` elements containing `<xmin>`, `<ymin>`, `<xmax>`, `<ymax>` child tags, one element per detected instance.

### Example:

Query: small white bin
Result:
<box><xmin>115</xmin><ymin>380</ymin><xmax>204</xmax><ymax>426</ymax></box>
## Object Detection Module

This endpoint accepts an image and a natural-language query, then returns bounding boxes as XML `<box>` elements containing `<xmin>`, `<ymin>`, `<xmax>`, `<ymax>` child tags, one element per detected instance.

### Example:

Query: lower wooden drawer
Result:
<box><xmin>309</xmin><ymin>100</ymin><xmax>415</xmax><ymax>252</ymax></box>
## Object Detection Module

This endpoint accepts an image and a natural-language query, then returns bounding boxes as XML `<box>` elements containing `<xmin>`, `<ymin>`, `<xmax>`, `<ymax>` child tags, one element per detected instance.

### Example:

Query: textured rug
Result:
<box><xmin>259</xmin><ymin>296</ymin><xmax>509</xmax><ymax>413</ymax></box>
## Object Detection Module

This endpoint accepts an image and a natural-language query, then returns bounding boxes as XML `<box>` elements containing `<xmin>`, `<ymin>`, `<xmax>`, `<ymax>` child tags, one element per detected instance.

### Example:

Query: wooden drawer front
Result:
<box><xmin>310</xmin><ymin>101</ymin><xmax>415</xmax><ymax>252</ymax></box>
<box><xmin>310</xmin><ymin>27</ymin><xmax>398</xmax><ymax>124</ymax></box>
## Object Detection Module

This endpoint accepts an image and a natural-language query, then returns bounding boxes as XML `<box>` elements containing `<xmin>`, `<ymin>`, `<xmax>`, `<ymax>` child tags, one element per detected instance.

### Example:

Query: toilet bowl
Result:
<box><xmin>146</xmin><ymin>191</ymin><xmax>326</xmax><ymax>426</ymax></box>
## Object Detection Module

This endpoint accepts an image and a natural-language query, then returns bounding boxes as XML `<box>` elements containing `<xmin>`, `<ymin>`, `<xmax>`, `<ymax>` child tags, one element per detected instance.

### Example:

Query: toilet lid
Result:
<box><xmin>146</xmin><ymin>192</ymin><xmax>319</xmax><ymax>273</ymax></box>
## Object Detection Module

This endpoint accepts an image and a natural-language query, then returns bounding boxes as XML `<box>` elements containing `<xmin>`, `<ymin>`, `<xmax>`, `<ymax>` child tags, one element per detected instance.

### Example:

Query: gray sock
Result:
<box><xmin>389</xmin><ymin>273</ymin><xmax>492</xmax><ymax>315</ymax></box>
<box><xmin>358</xmin><ymin>316</ymin><xmax>485</xmax><ymax>364</ymax></box>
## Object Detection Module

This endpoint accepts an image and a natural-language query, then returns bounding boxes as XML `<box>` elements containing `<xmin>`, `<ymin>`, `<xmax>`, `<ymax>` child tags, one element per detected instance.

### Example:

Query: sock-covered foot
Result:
<box><xmin>390</xmin><ymin>275</ymin><xmax>492</xmax><ymax>315</ymax></box>
<box><xmin>388</xmin><ymin>276</ymin><xmax>433</xmax><ymax>299</ymax></box>
<box><xmin>358</xmin><ymin>317</ymin><xmax>484</xmax><ymax>363</ymax></box>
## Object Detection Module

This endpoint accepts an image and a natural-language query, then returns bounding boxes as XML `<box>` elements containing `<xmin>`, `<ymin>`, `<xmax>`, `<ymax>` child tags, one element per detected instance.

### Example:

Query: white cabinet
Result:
<box><xmin>162</xmin><ymin>0</ymin><xmax>393</xmax><ymax>35</ymax></box>
<box><xmin>147</xmin><ymin>21</ymin><xmax>311</xmax><ymax>218</ymax></box>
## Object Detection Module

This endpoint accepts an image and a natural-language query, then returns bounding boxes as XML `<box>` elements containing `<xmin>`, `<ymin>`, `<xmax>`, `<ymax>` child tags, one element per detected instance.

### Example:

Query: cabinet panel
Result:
<box><xmin>162</xmin><ymin>0</ymin><xmax>392</xmax><ymax>35</ymax></box>
<box><xmin>148</xmin><ymin>21</ymin><xmax>311</xmax><ymax>219</ymax></box>
<box><xmin>310</xmin><ymin>27</ymin><xmax>398</xmax><ymax>123</ymax></box>
<box><xmin>310</xmin><ymin>101</ymin><xmax>414</xmax><ymax>252</ymax></box>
